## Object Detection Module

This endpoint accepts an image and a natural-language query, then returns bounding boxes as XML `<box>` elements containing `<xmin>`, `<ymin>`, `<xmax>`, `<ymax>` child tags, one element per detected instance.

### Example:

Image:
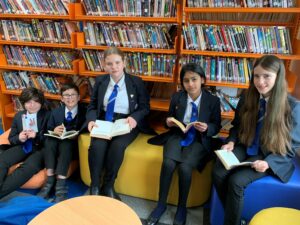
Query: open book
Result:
<box><xmin>215</xmin><ymin>149</ymin><xmax>253</xmax><ymax>170</ymax></box>
<box><xmin>90</xmin><ymin>119</ymin><xmax>131</xmax><ymax>140</ymax></box>
<box><xmin>169</xmin><ymin>117</ymin><xmax>199</xmax><ymax>133</ymax></box>
<box><xmin>44</xmin><ymin>126</ymin><xmax>79</xmax><ymax>140</ymax></box>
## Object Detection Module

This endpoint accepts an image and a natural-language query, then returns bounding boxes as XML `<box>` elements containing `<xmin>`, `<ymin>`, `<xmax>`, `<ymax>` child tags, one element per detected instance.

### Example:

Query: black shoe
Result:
<box><xmin>173</xmin><ymin>219</ymin><xmax>186</xmax><ymax>225</ymax></box>
<box><xmin>37</xmin><ymin>182</ymin><xmax>55</xmax><ymax>199</ymax></box>
<box><xmin>90</xmin><ymin>186</ymin><xmax>100</xmax><ymax>195</ymax></box>
<box><xmin>102</xmin><ymin>187</ymin><xmax>121</xmax><ymax>201</ymax></box>
<box><xmin>54</xmin><ymin>184</ymin><xmax>68</xmax><ymax>203</ymax></box>
<box><xmin>173</xmin><ymin>206</ymin><xmax>187</xmax><ymax>225</ymax></box>
<box><xmin>145</xmin><ymin>216</ymin><xmax>159</xmax><ymax>225</ymax></box>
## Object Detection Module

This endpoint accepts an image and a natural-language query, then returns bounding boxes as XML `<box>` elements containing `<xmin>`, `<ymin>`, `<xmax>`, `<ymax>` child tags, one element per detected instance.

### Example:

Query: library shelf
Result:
<box><xmin>0</xmin><ymin>3</ymin><xmax>75</xmax><ymax>20</ymax></box>
<box><xmin>0</xmin><ymin>33</ymin><xmax>77</xmax><ymax>49</ymax></box>
<box><xmin>0</xmin><ymin>55</ymin><xmax>79</xmax><ymax>75</ymax></box>
<box><xmin>74</xmin><ymin>3</ymin><xmax>179</xmax><ymax>23</ymax></box>
<box><xmin>76</xmin><ymin>33</ymin><xmax>177</xmax><ymax>54</ymax></box>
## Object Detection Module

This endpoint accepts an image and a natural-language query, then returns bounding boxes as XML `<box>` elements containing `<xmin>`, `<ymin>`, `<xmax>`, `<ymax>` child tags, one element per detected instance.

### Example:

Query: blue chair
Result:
<box><xmin>210</xmin><ymin>155</ymin><xmax>300</xmax><ymax>225</ymax></box>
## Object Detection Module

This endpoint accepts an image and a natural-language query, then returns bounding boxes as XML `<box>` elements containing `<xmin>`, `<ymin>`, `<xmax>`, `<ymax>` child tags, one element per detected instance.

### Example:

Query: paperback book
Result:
<box><xmin>215</xmin><ymin>149</ymin><xmax>253</xmax><ymax>170</ymax></box>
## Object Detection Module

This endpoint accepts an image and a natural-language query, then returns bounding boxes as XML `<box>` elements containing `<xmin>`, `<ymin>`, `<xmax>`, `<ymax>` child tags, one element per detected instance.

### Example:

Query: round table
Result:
<box><xmin>28</xmin><ymin>196</ymin><xmax>142</xmax><ymax>225</ymax></box>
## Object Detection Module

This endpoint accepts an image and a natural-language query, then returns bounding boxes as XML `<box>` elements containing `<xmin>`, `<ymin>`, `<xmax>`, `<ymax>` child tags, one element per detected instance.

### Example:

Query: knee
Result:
<box><xmin>227</xmin><ymin>175</ymin><xmax>244</xmax><ymax>196</ymax></box>
<box><xmin>178</xmin><ymin>163</ymin><xmax>193</xmax><ymax>177</ymax></box>
<box><xmin>162</xmin><ymin>158</ymin><xmax>176</xmax><ymax>170</ymax></box>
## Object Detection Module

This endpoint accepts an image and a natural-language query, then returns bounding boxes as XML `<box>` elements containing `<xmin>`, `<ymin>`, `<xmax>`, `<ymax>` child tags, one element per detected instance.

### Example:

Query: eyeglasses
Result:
<box><xmin>62</xmin><ymin>94</ymin><xmax>78</xmax><ymax>98</ymax></box>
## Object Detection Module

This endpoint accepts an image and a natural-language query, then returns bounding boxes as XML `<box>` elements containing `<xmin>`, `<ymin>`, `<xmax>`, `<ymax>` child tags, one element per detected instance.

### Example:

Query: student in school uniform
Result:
<box><xmin>0</xmin><ymin>87</ymin><xmax>50</xmax><ymax>199</ymax></box>
<box><xmin>86</xmin><ymin>47</ymin><xmax>150</xmax><ymax>200</ymax></box>
<box><xmin>37</xmin><ymin>83</ymin><xmax>86</xmax><ymax>202</ymax></box>
<box><xmin>146</xmin><ymin>63</ymin><xmax>221</xmax><ymax>225</ymax></box>
<box><xmin>212</xmin><ymin>55</ymin><xmax>300</xmax><ymax>225</ymax></box>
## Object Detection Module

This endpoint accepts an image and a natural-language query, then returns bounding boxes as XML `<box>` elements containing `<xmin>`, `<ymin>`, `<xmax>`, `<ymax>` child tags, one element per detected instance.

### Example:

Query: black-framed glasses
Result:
<box><xmin>62</xmin><ymin>94</ymin><xmax>78</xmax><ymax>98</ymax></box>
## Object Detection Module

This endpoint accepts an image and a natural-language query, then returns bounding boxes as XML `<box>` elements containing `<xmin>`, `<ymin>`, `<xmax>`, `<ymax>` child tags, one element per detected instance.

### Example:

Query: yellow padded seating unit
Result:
<box><xmin>78</xmin><ymin>133</ymin><xmax>213</xmax><ymax>207</ymax></box>
<box><xmin>249</xmin><ymin>207</ymin><xmax>300</xmax><ymax>225</ymax></box>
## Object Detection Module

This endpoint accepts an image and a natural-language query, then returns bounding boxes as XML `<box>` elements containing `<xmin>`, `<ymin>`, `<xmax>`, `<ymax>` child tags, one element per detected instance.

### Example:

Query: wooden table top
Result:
<box><xmin>28</xmin><ymin>196</ymin><xmax>142</xmax><ymax>225</ymax></box>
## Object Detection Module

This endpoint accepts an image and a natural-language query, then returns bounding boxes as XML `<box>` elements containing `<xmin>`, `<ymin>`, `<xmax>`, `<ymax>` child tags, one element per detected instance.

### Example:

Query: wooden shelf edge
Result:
<box><xmin>150</xmin><ymin>99</ymin><xmax>170</xmax><ymax>111</ymax></box>
<box><xmin>184</xmin><ymin>7</ymin><xmax>300</xmax><ymax>13</ymax></box>
<box><xmin>206</xmin><ymin>81</ymin><xmax>249</xmax><ymax>89</ymax></box>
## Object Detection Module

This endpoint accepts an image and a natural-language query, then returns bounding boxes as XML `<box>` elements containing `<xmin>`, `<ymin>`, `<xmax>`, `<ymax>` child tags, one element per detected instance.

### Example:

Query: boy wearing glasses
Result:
<box><xmin>37</xmin><ymin>83</ymin><xmax>86</xmax><ymax>202</ymax></box>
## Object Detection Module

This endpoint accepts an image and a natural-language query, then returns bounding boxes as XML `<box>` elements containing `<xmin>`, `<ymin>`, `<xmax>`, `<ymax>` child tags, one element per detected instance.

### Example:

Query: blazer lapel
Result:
<box><xmin>177</xmin><ymin>92</ymin><xmax>188</xmax><ymax>121</ymax></box>
<box><xmin>198</xmin><ymin>90</ymin><xmax>209</xmax><ymax>122</ymax></box>
<box><xmin>125</xmin><ymin>74</ymin><xmax>135</xmax><ymax>113</ymax></box>
<box><xmin>58</xmin><ymin>106</ymin><xmax>66</xmax><ymax>123</ymax></box>
<box><xmin>98</xmin><ymin>76</ymin><xmax>110</xmax><ymax>109</ymax></box>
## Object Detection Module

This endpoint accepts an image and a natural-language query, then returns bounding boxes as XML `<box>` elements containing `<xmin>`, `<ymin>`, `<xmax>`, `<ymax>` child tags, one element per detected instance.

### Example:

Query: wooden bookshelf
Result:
<box><xmin>0</xmin><ymin>3</ymin><xmax>76</xmax><ymax>20</ymax></box>
<box><xmin>78</xmin><ymin>59</ymin><xmax>175</xmax><ymax>83</ymax></box>
<box><xmin>74</xmin><ymin>3</ymin><xmax>179</xmax><ymax>23</ymax></box>
<box><xmin>0</xmin><ymin>54</ymin><xmax>79</xmax><ymax>75</ymax></box>
<box><xmin>76</xmin><ymin>32</ymin><xmax>177</xmax><ymax>54</ymax></box>
<box><xmin>0</xmin><ymin>33</ymin><xmax>77</xmax><ymax>49</ymax></box>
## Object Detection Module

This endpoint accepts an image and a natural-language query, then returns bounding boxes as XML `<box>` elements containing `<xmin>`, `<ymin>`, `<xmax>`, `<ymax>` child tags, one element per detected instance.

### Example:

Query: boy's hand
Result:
<box><xmin>221</xmin><ymin>141</ymin><xmax>235</xmax><ymax>152</ymax></box>
<box><xmin>54</xmin><ymin>124</ymin><xmax>65</xmax><ymax>136</ymax></box>
<box><xmin>166</xmin><ymin>117</ymin><xmax>177</xmax><ymax>127</ymax></box>
<box><xmin>19</xmin><ymin>131</ymin><xmax>28</xmax><ymax>142</ymax></box>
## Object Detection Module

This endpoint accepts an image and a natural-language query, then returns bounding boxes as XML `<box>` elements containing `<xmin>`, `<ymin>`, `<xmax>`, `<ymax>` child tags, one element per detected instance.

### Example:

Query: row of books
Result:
<box><xmin>182</xmin><ymin>25</ymin><xmax>292</xmax><ymax>54</ymax></box>
<box><xmin>83</xmin><ymin>22</ymin><xmax>176</xmax><ymax>49</ymax></box>
<box><xmin>0</xmin><ymin>20</ymin><xmax>75</xmax><ymax>43</ymax></box>
<box><xmin>1</xmin><ymin>71</ymin><xmax>96</xmax><ymax>99</ymax></box>
<box><xmin>82</xmin><ymin>49</ymin><xmax>176</xmax><ymax>77</ymax></box>
<box><xmin>180</xmin><ymin>55</ymin><xmax>253</xmax><ymax>84</ymax></box>
<box><xmin>2</xmin><ymin>71</ymin><xmax>61</xmax><ymax>94</ymax></box>
<box><xmin>187</xmin><ymin>0</ymin><xmax>296</xmax><ymax>7</ymax></box>
<box><xmin>0</xmin><ymin>0</ymin><xmax>70</xmax><ymax>15</ymax></box>
<box><xmin>81</xmin><ymin>0</ymin><xmax>177</xmax><ymax>17</ymax></box>
<box><xmin>213</xmin><ymin>89</ymin><xmax>239</xmax><ymax>112</ymax></box>
<box><xmin>189</xmin><ymin>12</ymin><xmax>295</xmax><ymax>23</ymax></box>
<box><xmin>3</xmin><ymin>45</ymin><xmax>77</xmax><ymax>69</ymax></box>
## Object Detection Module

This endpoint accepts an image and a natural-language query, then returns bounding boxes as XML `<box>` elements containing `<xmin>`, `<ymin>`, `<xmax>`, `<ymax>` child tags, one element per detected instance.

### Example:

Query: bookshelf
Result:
<box><xmin>0</xmin><ymin>0</ymin><xmax>299</xmax><ymax>136</ymax></box>
<box><xmin>181</xmin><ymin>0</ymin><xmax>300</xmax><ymax>134</ymax></box>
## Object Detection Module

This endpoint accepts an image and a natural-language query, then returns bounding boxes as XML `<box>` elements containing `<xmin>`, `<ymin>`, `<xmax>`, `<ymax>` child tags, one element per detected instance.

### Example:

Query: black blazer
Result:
<box><xmin>85</xmin><ymin>73</ymin><xmax>150</xmax><ymax>132</ymax></box>
<box><xmin>47</xmin><ymin>104</ymin><xmax>87</xmax><ymax>132</ymax></box>
<box><xmin>148</xmin><ymin>89</ymin><xmax>221</xmax><ymax>152</ymax></box>
<box><xmin>227</xmin><ymin>94</ymin><xmax>300</xmax><ymax>183</ymax></box>
<box><xmin>8</xmin><ymin>108</ymin><xmax>50</xmax><ymax>148</ymax></box>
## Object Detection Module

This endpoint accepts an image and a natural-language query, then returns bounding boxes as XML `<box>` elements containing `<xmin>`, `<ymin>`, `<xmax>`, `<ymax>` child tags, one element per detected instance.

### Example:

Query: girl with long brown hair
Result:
<box><xmin>212</xmin><ymin>55</ymin><xmax>300</xmax><ymax>225</ymax></box>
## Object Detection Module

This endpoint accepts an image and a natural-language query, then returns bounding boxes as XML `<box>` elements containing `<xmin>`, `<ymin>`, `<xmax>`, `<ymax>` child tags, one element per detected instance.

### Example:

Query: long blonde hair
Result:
<box><xmin>239</xmin><ymin>55</ymin><xmax>292</xmax><ymax>155</ymax></box>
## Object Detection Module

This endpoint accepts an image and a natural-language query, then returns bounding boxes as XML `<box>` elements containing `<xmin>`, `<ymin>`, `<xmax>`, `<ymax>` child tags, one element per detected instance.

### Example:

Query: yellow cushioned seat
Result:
<box><xmin>249</xmin><ymin>207</ymin><xmax>300</xmax><ymax>225</ymax></box>
<box><xmin>78</xmin><ymin>133</ymin><xmax>213</xmax><ymax>207</ymax></box>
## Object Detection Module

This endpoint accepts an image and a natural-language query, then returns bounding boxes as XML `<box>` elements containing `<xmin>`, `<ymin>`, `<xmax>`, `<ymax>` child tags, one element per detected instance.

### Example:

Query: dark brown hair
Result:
<box><xmin>60</xmin><ymin>82</ymin><xmax>80</xmax><ymax>96</ymax></box>
<box><xmin>19</xmin><ymin>87</ymin><xmax>45</xmax><ymax>108</ymax></box>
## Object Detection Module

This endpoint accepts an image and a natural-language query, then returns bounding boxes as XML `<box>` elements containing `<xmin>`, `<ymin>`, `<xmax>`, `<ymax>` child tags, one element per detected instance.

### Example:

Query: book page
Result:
<box><xmin>169</xmin><ymin>117</ymin><xmax>186</xmax><ymax>132</ymax></box>
<box><xmin>111</xmin><ymin>119</ymin><xmax>131</xmax><ymax>137</ymax></box>
<box><xmin>215</xmin><ymin>149</ymin><xmax>253</xmax><ymax>170</ymax></box>
<box><xmin>90</xmin><ymin>120</ymin><xmax>114</xmax><ymax>137</ymax></box>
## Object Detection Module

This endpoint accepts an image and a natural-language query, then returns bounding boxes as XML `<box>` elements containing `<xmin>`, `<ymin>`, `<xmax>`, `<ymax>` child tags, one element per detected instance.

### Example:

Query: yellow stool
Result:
<box><xmin>78</xmin><ymin>133</ymin><xmax>213</xmax><ymax>207</ymax></box>
<box><xmin>249</xmin><ymin>207</ymin><xmax>300</xmax><ymax>225</ymax></box>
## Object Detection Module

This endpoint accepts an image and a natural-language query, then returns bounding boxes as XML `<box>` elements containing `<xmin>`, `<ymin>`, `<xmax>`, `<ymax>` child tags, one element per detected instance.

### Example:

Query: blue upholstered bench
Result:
<box><xmin>210</xmin><ymin>155</ymin><xmax>300</xmax><ymax>225</ymax></box>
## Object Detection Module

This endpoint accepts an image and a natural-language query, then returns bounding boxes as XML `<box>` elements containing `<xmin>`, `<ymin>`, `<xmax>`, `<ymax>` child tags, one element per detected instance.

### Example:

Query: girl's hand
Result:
<box><xmin>221</xmin><ymin>141</ymin><xmax>235</xmax><ymax>151</ymax></box>
<box><xmin>166</xmin><ymin>117</ymin><xmax>177</xmax><ymax>127</ymax></box>
<box><xmin>26</xmin><ymin>129</ymin><xmax>36</xmax><ymax>139</ymax></box>
<box><xmin>54</xmin><ymin>124</ymin><xmax>65</xmax><ymax>136</ymax></box>
<box><xmin>194</xmin><ymin>122</ymin><xmax>208</xmax><ymax>132</ymax></box>
<box><xmin>127</xmin><ymin>117</ymin><xmax>137</xmax><ymax>129</ymax></box>
<box><xmin>252</xmin><ymin>160</ymin><xmax>269</xmax><ymax>173</ymax></box>
<box><xmin>19</xmin><ymin>131</ymin><xmax>28</xmax><ymax>142</ymax></box>
<box><xmin>88</xmin><ymin>121</ymin><xmax>97</xmax><ymax>132</ymax></box>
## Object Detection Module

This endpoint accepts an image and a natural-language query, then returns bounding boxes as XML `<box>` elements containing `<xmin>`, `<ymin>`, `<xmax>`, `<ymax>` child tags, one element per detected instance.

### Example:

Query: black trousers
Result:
<box><xmin>0</xmin><ymin>145</ymin><xmax>43</xmax><ymax>198</ymax></box>
<box><xmin>88</xmin><ymin>127</ymin><xmax>139</xmax><ymax>188</ymax></box>
<box><xmin>43</xmin><ymin>137</ymin><xmax>77</xmax><ymax>176</ymax></box>
<box><xmin>212</xmin><ymin>144</ymin><xmax>268</xmax><ymax>225</ymax></box>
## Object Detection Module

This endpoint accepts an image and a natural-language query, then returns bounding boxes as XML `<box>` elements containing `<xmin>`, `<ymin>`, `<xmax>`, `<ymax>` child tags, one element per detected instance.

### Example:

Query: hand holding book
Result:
<box><xmin>44</xmin><ymin>124</ymin><xmax>79</xmax><ymax>140</ymax></box>
<box><xmin>215</xmin><ymin>149</ymin><xmax>253</xmax><ymax>170</ymax></box>
<box><xmin>167</xmin><ymin>117</ymin><xmax>206</xmax><ymax>133</ymax></box>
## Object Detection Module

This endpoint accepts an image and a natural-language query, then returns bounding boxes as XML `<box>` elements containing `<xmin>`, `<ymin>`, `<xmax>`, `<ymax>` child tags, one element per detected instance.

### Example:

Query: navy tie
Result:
<box><xmin>180</xmin><ymin>102</ymin><xmax>198</xmax><ymax>147</ymax></box>
<box><xmin>247</xmin><ymin>98</ymin><xmax>266</xmax><ymax>155</ymax></box>
<box><xmin>105</xmin><ymin>84</ymin><xmax>119</xmax><ymax>122</ymax></box>
<box><xmin>66</xmin><ymin>111</ymin><xmax>72</xmax><ymax>122</ymax></box>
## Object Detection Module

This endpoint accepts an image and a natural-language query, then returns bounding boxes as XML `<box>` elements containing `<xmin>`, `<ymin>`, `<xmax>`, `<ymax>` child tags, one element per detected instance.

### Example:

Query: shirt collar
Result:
<box><xmin>109</xmin><ymin>74</ymin><xmax>125</xmax><ymax>88</ymax></box>
<box><xmin>187</xmin><ymin>92</ymin><xmax>202</xmax><ymax>107</ymax></box>
<box><xmin>65</xmin><ymin>105</ymin><xmax>78</xmax><ymax>116</ymax></box>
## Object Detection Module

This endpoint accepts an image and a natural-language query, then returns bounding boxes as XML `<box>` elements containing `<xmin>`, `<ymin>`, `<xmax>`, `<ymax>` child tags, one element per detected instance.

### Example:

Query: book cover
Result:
<box><xmin>215</xmin><ymin>149</ymin><xmax>253</xmax><ymax>170</ymax></box>
<box><xmin>90</xmin><ymin>119</ymin><xmax>131</xmax><ymax>140</ymax></box>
